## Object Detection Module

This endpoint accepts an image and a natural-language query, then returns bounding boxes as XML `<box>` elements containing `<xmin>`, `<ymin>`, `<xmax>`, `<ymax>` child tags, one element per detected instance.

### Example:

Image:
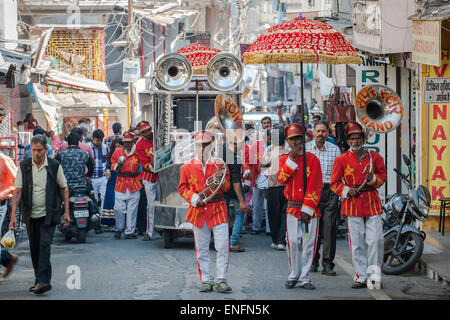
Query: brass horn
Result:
<box><xmin>206</xmin><ymin>53</ymin><xmax>243</xmax><ymax>91</ymax></box>
<box><xmin>154</xmin><ymin>53</ymin><xmax>193</xmax><ymax>91</ymax></box>
<box><xmin>354</xmin><ymin>84</ymin><xmax>403</xmax><ymax>133</ymax></box>
<box><xmin>196</xmin><ymin>95</ymin><xmax>245</xmax><ymax>203</ymax></box>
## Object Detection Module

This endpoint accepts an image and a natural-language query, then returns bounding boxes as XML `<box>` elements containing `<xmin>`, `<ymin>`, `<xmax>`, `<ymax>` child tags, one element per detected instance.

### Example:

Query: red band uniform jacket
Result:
<box><xmin>135</xmin><ymin>137</ymin><xmax>158</xmax><ymax>183</ymax></box>
<box><xmin>277</xmin><ymin>152</ymin><xmax>323</xmax><ymax>219</ymax></box>
<box><xmin>111</xmin><ymin>146</ymin><xmax>143</xmax><ymax>193</ymax></box>
<box><xmin>178</xmin><ymin>158</ymin><xmax>231</xmax><ymax>228</ymax></box>
<box><xmin>330</xmin><ymin>150</ymin><xmax>386</xmax><ymax>218</ymax></box>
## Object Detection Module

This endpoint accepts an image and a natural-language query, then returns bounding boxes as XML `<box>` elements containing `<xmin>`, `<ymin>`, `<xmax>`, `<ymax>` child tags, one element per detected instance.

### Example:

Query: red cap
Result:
<box><xmin>306</xmin><ymin>129</ymin><xmax>313</xmax><ymax>138</ymax></box>
<box><xmin>284</xmin><ymin>123</ymin><xmax>304</xmax><ymax>139</ymax></box>
<box><xmin>345</xmin><ymin>121</ymin><xmax>364</xmax><ymax>136</ymax></box>
<box><xmin>193</xmin><ymin>130</ymin><xmax>213</xmax><ymax>144</ymax></box>
<box><xmin>137</xmin><ymin>120</ymin><xmax>151</xmax><ymax>132</ymax></box>
<box><xmin>122</xmin><ymin>131</ymin><xmax>135</xmax><ymax>142</ymax></box>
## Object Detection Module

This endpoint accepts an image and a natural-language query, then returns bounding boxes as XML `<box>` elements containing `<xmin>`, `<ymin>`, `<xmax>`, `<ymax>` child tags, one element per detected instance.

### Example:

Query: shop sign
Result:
<box><xmin>421</xmin><ymin>50</ymin><xmax>450</xmax><ymax>214</ymax></box>
<box><xmin>122</xmin><ymin>59</ymin><xmax>140</xmax><ymax>83</ymax></box>
<box><xmin>423</xmin><ymin>77</ymin><xmax>450</xmax><ymax>103</ymax></box>
<box><xmin>412</xmin><ymin>20</ymin><xmax>441</xmax><ymax>67</ymax></box>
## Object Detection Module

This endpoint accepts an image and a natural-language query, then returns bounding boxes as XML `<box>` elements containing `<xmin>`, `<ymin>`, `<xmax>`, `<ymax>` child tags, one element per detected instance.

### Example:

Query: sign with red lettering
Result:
<box><xmin>421</xmin><ymin>51</ymin><xmax>450</xmax><ymax>215</ymax></box>
<box><xmin>412</xmin><ymin>20</ymin><xmax>441</xmax><ymax>67</ymax></box>
<box><xmin>355</xmin><ymin>84</ymin><xmax>402</xmax><ymax>133</ymax></box>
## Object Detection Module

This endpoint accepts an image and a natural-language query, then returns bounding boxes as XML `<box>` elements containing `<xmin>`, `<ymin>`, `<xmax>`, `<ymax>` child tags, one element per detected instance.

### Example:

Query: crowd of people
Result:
<box><xmin>178</xmin><ymin>112</ymin><xmax>386</xmax><ymax>293</ymax></box>
<box><xmin>2</xmin><ymin>107</ymin><xmax>386</xmax><ymax>295</ymax></box>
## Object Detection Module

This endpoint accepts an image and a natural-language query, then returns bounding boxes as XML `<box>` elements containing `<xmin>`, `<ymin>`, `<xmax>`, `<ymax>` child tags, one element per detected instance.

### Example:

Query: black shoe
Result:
<box><xmin>265</xmin><ymin>232</ymin><xmax>271</xmax><ymax>236</ymax></box>
<box><xmin>95</xmin><ymin>228</ymin><xmax>103</xmax><ymax>234</ymax></box>
<box><xmin>34</xmin><ymin>283</ymin><xmax>52</xmax><ymax>295</ymax></box>
<box><xmin>310</xmin><ymin>264</ymin><xmax>319</xmax><ymax>272</ymax></box>
<box><xmin>351</xmin><ymin>282</ymin><xmax>367</xmax><ymax>289</ymax></box>
<box><xmin>321</xmin><ymin>265</ymin><xmax>336</xmax><ymax>276</ymax></box>
<box><xmin>125</xmin><ymin>234</ymin><xmax>137</xmax><ymax>239</ymax></box>
<box><xmin>114</xmin><ymin>231</ymin><xmax>121</xmax><ymax>239</ymax></box>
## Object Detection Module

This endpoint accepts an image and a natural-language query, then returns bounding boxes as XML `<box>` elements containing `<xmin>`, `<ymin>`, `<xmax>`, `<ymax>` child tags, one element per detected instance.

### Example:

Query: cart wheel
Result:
<box><xmin>163</xmin><ymin>230</ymin><xmax>176</xmax><ymax>248</ymax></box>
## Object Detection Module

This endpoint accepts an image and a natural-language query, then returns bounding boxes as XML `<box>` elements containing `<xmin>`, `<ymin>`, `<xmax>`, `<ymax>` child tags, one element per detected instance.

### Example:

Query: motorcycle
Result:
<box><xmin>382</xmin><ymin>154</ymin><xmax>431</xmax><ymax>275</ymax></box>
<box><xmin>60</xmin><ymin>185</ymin><xmax>99</xmax><ymax>243</ymax></box>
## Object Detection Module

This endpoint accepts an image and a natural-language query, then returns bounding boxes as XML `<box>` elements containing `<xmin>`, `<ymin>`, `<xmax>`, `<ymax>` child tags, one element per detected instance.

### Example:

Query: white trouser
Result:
<box><xmin>92</xmin><ymin>176</ymin><xmax>107</xmax><ymax>207</ymax></box>
<box><xmin>142</xmin><ymin>180</ymin><xmax>158</xmax><ymax>237</ymax></box>
<box><xmin>347</xmin><ymin>215</ymin><xmax>384</xmax><ymax>284</ymax></box>
<box><xmin>193</xmin><ymin>222</ymin><xmax>229</xmax><ymax>283</ymax></box>
<box><xmin>286</xmin><ymin>214</ymin><xmax>319</xmax><ymax>284</ymax></box>
<box><xmin>114</xmin><ymin>189</ymin><xmax>141</xmax><ymax>235</ymax></box>
<box><xmin>252</xmin><ymin>187</ymin><xmax>270</xmax><ymax>232</ymax></box>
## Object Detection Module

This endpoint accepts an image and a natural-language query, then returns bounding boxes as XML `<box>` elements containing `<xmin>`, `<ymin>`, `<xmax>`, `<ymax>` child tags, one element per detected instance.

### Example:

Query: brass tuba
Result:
<box><xmin>353</xmin><ymin>84</ymin><xmax>403</xmax><ymax>191</ymax></box>
<box><xmin>354</xmin><ymin>84</ymin><xmax>403</xmax><ymax>133</ymax></box>
<box><xmin>197</xmin><ymin>95</ymin><xmax>245</xmax><ymax>203</ymax></box>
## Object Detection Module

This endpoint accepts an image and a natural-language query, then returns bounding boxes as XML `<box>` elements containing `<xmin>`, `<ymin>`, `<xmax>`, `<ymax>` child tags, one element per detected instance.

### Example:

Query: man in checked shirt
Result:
<box><xmin>306</xmin><ymin>120</ymin><xmax>341</xmax><ymax>276</ymax></box>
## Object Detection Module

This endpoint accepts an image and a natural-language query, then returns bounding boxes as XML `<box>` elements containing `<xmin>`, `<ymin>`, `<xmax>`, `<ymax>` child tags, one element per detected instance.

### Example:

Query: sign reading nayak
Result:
<box><xmin>424</xmin><ymin>77</ymin><xmax>450</xmax><ymax>103</ymax></box>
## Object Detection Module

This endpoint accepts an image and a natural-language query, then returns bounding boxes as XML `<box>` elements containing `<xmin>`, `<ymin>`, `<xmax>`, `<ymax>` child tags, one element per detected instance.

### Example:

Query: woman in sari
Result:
<box><xmin>101</xmin><ymin>138</ymin><xmax>121</xmax><ymax>226</ymax></box>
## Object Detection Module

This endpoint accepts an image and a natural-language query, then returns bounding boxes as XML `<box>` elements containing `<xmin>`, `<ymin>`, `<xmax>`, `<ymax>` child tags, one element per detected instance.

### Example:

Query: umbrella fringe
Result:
<box><xmin>243</xmin><ymin>53</ymin><xmax>362</xmax><ymax>65</ymax></box>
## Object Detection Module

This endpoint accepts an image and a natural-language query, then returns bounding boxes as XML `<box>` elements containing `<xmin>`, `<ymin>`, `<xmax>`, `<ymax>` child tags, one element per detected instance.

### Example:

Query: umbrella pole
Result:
<box><xmin>300</xmin><ymin>61</ymin><xmax>309</xmax><ymax>236</ymax></box>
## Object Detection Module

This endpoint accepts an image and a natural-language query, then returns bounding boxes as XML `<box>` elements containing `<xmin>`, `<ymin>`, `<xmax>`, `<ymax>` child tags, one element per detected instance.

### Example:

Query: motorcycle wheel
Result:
<box><xmin>76</xmin><ymin>229</ymin><xmax>87</xmax><ymax>243</ymax></box>
<box><xmin>383</xmin><ymin>231</ymin><xmax>424</xmax><ymax>275</ymax></box>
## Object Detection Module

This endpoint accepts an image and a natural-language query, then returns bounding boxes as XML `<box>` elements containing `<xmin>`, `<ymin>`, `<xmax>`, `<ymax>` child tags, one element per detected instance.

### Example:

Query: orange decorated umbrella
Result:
<box><xmin>242</xmin><ymin>17</ymin><xmax>362</xmax><ymax>65</ymax></box>
<box><xmin>176</xmin><ymin>43</ymin><xmax>221</xmax><ymax>74</ymax></box>
<box><xmin>243</xmin><ymin>17</ymin><xmax>362</xmax><ymax>233</ymax></box>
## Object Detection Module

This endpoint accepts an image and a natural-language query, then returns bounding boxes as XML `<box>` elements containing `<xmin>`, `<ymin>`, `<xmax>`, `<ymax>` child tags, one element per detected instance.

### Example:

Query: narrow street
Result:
<box><xmin>1</xmin><ymin>228</ymin><xmax>449</xmax><ymax>300</ymax></box>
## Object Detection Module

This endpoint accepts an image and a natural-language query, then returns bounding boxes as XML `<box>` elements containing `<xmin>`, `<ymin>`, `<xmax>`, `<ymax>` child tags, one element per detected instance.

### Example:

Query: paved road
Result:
<box><xmin>1</xmin><ymin>227</ymin><xmax>449</xmax><ymax>300</ymax></box>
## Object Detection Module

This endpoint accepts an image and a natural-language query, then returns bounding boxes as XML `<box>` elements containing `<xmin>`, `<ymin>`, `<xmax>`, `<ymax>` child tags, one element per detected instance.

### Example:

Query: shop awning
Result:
<box><xmin>123</xmin><ymin>4</ymin><xmax>199</xmax><ymax>27</ymax></box>
<box><xmin>0</xmin><ymin>48</ymin><xmax>31</xmax><ymax>73</ymax></box>
<box><xmin>44</xmin><ymin>70</ymin><xmax>111</xmax><ymax>93</ymax></box>
<box><xmin>52</xmin><ymin>92</ymin><xmax>125</xmax><ymax>109</ymax></box>
<box><xmin>409</xmin><ymin>3</ymin><xmax>450</xmax><ymax>20</ymax></box>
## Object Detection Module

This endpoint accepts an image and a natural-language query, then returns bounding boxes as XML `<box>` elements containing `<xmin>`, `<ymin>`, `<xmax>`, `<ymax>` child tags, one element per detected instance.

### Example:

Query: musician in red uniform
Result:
<box><xmin>330</xmin><ymin>121</ymin><xmax>386</xmax><ymax>289</ymax></box>
<box><xmin>135</xmin><ymin>120</ymin><xmax>159</xmax><ymax>241</ymax></box>
<box><xmin>111</xmin><ymin>131</ymin><xmax>143</xmax><ymax>240</ymax></box>
<box><xmin>277</xmin><ymin>123</ymin><xmax>323</xmax><ymax>290</ymax></box>
<box><xmin>178</xmin><ymin>130</ymin><xmax>232</xmax><ymax>293</ymax></box>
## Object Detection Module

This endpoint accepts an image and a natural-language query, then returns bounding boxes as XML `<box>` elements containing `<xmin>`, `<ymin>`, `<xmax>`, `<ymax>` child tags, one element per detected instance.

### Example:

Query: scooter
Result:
<box><xmin>60</xmin><ymin>185</ymin><xmax>99</xmax><ymax>243</ymax></box>
<box><xmin>382</xmin><ymin>154</ymin><xmax>431</xmax><ymax>275</ymax></box>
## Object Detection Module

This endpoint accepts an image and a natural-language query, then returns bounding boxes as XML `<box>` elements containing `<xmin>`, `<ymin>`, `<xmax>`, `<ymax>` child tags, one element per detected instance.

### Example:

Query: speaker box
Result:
<box><xmin>174</xmin><ymin>98</ymin><xmax>216</xmax><ymax>131</ymax></box>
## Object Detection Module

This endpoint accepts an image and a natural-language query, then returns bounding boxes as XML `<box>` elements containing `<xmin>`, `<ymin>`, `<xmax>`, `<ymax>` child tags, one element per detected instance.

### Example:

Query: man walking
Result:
<box><xmin>330</xmin><ymin>121</ymin><xmax>386</xmax><ymax>289</ymax></box>
<box><xmin>89</xmin><ymin>129</ymin><xmax>110</xmax><ymax>234</ymax></box>
<box><xmin>9</xmin><ymin>134</ymin><xmax>70</xmax><ymax>294</ymax></box>
<box><xmin>306</xmin><ymin>120</ymin><xmax>341</xmax><ymax>275</ymax></box>
<box><xmin>249</xmin><ymin>117</ymin><xmax>272</xmax><ymax>235</ymax></box>
<box><xmin>135</xmin><ymin>121</ymin><xmax>159</xmax><ymax>241</ymax></box>
<box><xmin>178</xmin><ymin>131</ymin><xmax>232</xmax><ymax>293</ymax></box>
<box><xmin>105</xmin><ymin>122</ymin><xmax>122</xmax><ymax>148</ymax></box>
<box><xmin>0</xmin><ymin>152</ymin><xmax>18</xmax><ymax>278</ymax></box>
<box><xmin>260</xmin><ymin>125</ymin><xmax>289</xmax><ymax>250</ymax></box>
<box><xmin>221</xmin><ymin>131</ymin><xmax>248</xmax><ymax>252</ymax></box>
<box><xmin>111</xmin><ymin>131</ymin><xmax>142</xmax><ymax>239</ymax></box>
<box><xmin>277</xmin><ymin>124</ymin><xmax>323</xmax><ymax>290</ymax></box>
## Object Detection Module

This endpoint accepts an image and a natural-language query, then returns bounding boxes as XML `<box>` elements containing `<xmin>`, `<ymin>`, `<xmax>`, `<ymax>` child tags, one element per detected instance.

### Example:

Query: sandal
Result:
<box><xmin>230</xmin><ymin>245</ymin><xmax>245</xmax><ymax>252</ymax></box>
<box><xmin>285</xmin><ymin>280</ymin><xmax>297</xmax><ymax>289</ymax></box>
<box><xmin>299</xmin><ymin>282</ymin><xmax>316</xmax><ymax>290</ymax></box>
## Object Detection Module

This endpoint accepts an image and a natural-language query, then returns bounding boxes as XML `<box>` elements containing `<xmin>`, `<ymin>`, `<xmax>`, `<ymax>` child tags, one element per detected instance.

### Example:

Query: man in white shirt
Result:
<box><xmin>305</xmin><ymin>120</ymin><xmax>341</xmax><ymax>276</ymax></box>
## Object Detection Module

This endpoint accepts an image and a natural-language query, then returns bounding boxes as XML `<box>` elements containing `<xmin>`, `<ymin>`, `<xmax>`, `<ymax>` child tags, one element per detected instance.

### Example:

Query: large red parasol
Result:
<box><xmin>243</xmin><ymin>18</ymin><xmax>362</xmax><ymax>235</ymax></box>
<box><xmin>243</xmin><ymin>17</ymin><xmax>361</xmax><ymax>65</ymax></box>
<box><xmin>176</xmin><ymin>42</ymin><xmax>221</xmax><ymax>74</ymax></box>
